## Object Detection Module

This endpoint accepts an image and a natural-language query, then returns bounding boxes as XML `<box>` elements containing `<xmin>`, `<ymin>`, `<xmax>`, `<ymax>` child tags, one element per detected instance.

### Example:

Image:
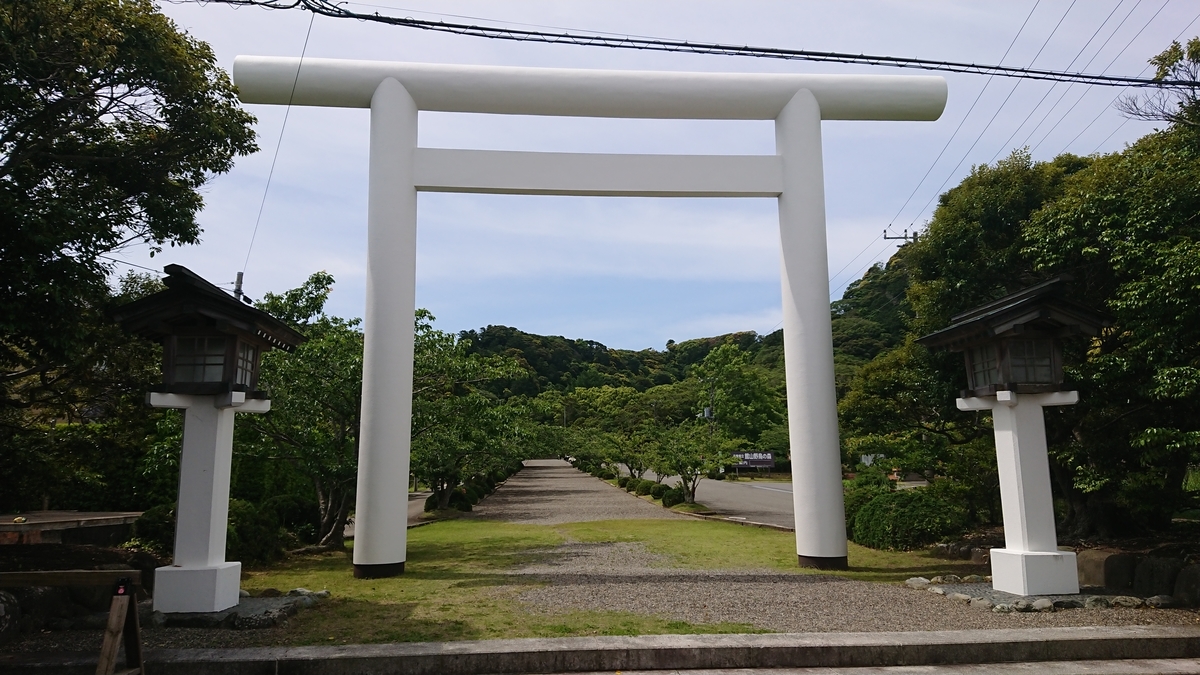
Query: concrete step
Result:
<box><xmin>4</xmin><ymin>626</ymin><xmax>1199</xmax><ymax>674</ymax></box>
<box><xmin>578</xmin><ymin>661</ymin><xmax>1200</xmax><ymax>674</ymax></box>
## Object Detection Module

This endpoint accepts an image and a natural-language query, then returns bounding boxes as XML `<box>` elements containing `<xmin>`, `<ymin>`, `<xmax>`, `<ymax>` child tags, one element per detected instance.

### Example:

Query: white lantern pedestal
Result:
<box><xmin>147</xmin><ymin>392</ymin><xmax>270</xmax><ymax>613</ymax></box>
<box><xmin>958</xmin><ymin>390</ymin><xmax>1080</xmax><ymax>596</ymax></box>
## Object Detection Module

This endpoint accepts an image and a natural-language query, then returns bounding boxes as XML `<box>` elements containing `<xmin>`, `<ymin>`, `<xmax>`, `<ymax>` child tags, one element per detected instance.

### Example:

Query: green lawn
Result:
<box><xmin>240</xmin><ymin>518</ymin><xmax>983</xmax><ymax>645</ymax></box>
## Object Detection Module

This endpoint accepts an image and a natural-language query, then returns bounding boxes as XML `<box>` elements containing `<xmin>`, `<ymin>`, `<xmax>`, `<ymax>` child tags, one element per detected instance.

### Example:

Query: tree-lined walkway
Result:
<box><xmin>472</xmin><ymin>460</ymin><xmax>686</xmax><ymax>525</ymax></box>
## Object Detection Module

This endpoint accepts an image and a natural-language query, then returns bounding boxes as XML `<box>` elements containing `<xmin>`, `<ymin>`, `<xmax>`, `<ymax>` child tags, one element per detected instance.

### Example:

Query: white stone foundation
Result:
<box><xmin>990</xmin><ymin>549</ymin><xmax>1080</xmax><ymax>596</ymax></box>
<box><xmin>152</xmin><ymin>562</ymin><xmax>242</xmax><ymax>614</ymax></box>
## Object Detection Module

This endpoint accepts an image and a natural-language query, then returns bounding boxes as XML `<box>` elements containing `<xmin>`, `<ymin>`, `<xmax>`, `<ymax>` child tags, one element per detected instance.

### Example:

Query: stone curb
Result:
<box><xmin>5</xmin><ymin>625</ymin><xmax>1200</xmax><ymax>675</ymax></box>
<box><xmin>679</xmin><ymin>511</ymin><xmax>795</xmax><ymax>532</ymax></box>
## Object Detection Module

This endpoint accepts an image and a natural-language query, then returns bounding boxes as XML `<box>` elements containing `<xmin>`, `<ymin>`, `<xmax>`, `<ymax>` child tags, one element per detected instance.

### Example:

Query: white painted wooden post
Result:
<box><xmin>352</xmin><ymin>77</ymin><xmax>418</xmax><ymax>579</ymax></box>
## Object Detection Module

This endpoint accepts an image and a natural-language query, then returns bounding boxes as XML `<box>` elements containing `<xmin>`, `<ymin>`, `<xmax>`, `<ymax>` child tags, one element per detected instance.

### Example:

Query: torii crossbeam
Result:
<box><xmin>233</xmin><ymin>56</ymin><xmax>947</xmax><ymax>577</ymax></box>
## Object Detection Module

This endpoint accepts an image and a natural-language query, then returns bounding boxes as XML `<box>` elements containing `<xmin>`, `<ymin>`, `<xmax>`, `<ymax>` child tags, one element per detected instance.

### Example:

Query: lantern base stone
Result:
<box><xmin>990</xmin><ymin>548</ymin><xmax>1079</xmax><ymax>596</ymax></box>
<box><xmin>153</xmin><ymin>562</ymin><xmax>242</xmax><ymax>614</ymax></box>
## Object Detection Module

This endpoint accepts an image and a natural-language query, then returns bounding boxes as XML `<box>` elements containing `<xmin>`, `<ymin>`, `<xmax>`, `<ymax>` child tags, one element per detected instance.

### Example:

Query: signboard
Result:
<box><xmin>731</xmin><ymin>451</ymin><xmax>775</xmax><ymax>469</ymax></box>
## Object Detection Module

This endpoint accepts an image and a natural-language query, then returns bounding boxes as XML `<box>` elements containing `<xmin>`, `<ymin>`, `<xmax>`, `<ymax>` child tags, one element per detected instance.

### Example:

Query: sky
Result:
<box><xmin>111</xmin><ymin>0</ymin><xmax>1199</xmax><ymax>350</ymax></box>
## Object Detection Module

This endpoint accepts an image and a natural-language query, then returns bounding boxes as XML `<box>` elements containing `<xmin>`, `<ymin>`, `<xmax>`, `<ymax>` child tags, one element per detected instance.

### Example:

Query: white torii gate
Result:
<box><xmin>234</xmin><ymin>57</ymin><xmax>946</xmax><ymax>578</ymax></box>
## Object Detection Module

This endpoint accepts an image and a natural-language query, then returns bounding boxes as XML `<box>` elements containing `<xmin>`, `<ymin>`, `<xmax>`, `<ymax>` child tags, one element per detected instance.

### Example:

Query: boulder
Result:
<box><xmin>1146</xmin><ymin>594</ymin><xmax>1176</xmax><ymax>609</ymax></box>
<box><xmin>992</xmin><ymin>603</ymin><xmax>1013</xmax><ymax>613</ymax></box>
<box><xmin>1133</xmin><ymin>557</ymin><xmax>1185</xmax><ymax>598</ymax></box>
<box><xmin>1110</xmin><ymin>595</ymin><xmax>1144</xmax><ymax>608</ymax></box>
<box><xmin>1103</xmin><ymin>554</ymin><xmax>1141</xmax><ymax>592</ymax></box>
<box><xmin>1053</xmin><ymin>598</ymin><xmax>1084</xmax><ymax>609</ymax></box>
<box><xmin>941</xmin><ymin>574</ymin><xmax>962</xmax><ymax>584</ymax></box>
<box><xmin>1032</xmin><ymin>598</ymin><xmax>1055</xmax><ymax>612</ymax></box>
<box><xmin>962</xmin><ymin>574</ymin><xmax>986</xmax><ymax>583</ymax></box>
<box><xmin>970</xmin><ymin>597</ymin><xmax>993</xmax><ymax>609</ymax></box>
<box><xmin>1084</xmin><ymin>596</ymin><xmax>1111</xmax><ymax>609</ymax></box>
<box><xmin>1013</xmin><ymin>599</ymin><xmax>1034</xmax><ymax>612</ymax></box>
<box><xmin>947</xmin><ymin>592</ymin><xmax>972</xmax><ymax>603</ymax></box>
<box><xmin>1173</xmin><ymin>564</ymin><xmax>1200</xmax><ymax>607</ymax></box>
<box><xmin>1075</xmin><ymin>549</ymin><xmax>1115</xmax><ymax>587</ymax></box>
<box><xmin>905</xmin><ymin>577</ymin><xmax>930</xmax><ymax>590</ymax></box>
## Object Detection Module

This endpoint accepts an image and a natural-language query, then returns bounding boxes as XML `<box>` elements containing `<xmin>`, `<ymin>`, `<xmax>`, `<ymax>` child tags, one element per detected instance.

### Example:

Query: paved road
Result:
<box><xmin>693</xmin><ymin>477</ymin><xmax>796</xmax><ymax>529</ymax></box>
<box><xmin>646</xmin><ymin>471</ymin><xmax>797</xmax><ymax>529</ymax></box>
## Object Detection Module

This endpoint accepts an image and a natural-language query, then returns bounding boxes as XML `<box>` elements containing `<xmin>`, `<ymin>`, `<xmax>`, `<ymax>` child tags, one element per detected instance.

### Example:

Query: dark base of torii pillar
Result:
<box><xmin>353</xmin><ymin>562</ymin><xmax>405</xmax><ymax>579</ymax></box>
<box><xmin>798</xmin><ymin>555</ymin><xmax>848</xmax><ymax>570</ymax></box>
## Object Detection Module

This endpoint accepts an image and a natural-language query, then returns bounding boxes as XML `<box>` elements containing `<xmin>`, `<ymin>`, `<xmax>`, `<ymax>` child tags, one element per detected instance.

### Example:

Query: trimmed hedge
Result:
<box><xmin>851</xmin><ymin>488</ymin><xmax>968</xmax><ymax>551</ymax></box>
<box><xmin>661</xmin><ymin>487</ymin><xmax>685</xmax><ymax>508</ymax></box>
<box><xmin>617</xmin><ymin>476</ymin><xmax>629</xmax><ymax>488</ymax></box>
<box><xmin>650</xmin><ymin>483</ymin><xmax>668</xmax><ymax>500</ymax></box>
<box><xmin>635</xmin><ymin>480</ymin><xmax>654</xmax><ymax>496</ymax></box>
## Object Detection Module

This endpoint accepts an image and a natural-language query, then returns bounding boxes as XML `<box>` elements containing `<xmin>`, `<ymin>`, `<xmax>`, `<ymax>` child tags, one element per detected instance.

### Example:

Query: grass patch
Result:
<box><xmin>241</xmin><ymin>520</ymin><xmax>758</xmax><ymax>645</ymax></box>
<box><xmin>557</xmin><ymin>519</ymin><xmax>986</xmax><ymax>582</ymax></box>
<box><xmin>668</xmin><ymin>502</ymin><xmax>713</xmax><ymax>513</ymax></box>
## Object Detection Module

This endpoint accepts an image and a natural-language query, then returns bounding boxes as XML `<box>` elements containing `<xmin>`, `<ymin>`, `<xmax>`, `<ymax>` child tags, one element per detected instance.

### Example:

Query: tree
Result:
<box><xmin>1117</xmin><ymin>37</ymin><xmax>1200</xmax><ymax>128</ymax></box>
<box><xmin>249</xmin><ymin>272</ymin><xmax>361</xmax><ymax>549</ymax></box>
<box><xmin>653</xmin><ymin>421</ymin><xmax>738</xmax><ymax>504</ymax></box>
<box><xmin>1024</xmin><ymin>120</ymin><xmax>1200</xmax><ymax>535</ymax></box>
<box><xmin>411</xmin><ymin>310</ymin><xmax>526</xmax><ymax>509</ymax></box>
<box><xmin>691</xmin><ymin>343</ymin><xmax>782</xmax><ymax>443</ymax></box>
<box><xmin>1</xmin><ymin>0</ymin><xmax>256</xmax><ymax>415</ymax></box>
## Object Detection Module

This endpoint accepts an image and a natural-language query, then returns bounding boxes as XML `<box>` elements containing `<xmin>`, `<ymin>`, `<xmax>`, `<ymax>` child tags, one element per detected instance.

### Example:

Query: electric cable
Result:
<box><xmin>880</xmin><ymin>0</ymin><xmax>1043</xmax><ymax>235</ymax></box>
<box><xmin>1031</xmin><ymin>0</ymin><xmax>1170</xmax><ymax>154</ymax></box>
<box><xmin>987</xmin><ymin>0</ymin><xmax>1130</xmax><ymax>164</ymax></box>
<box><xmin>242</xmin><ymin>10</ymin><xmax>316</xmax><ymax>274</ymax></box>
<box><xmin>99</xmin><ymin>256</ymin><xmax>165</xmax><ymax>275</ymax></box>
<box><xmin>170</xmin><ymin>0</ymin><xmax>1198</xmax><ymax>88</ymax></box>
<box><xmin>1069</xmin><ymin>7</ymin><xmax>1200</xmax><ymax>154</ymax></box>
<box><xmin>1013</xmin><ymin>0</ymin><xmax>1144</xmax><ymax>151</ymax></box>
<box><xmin>899</xmin><ymin>0</ymin><xmax>1079</xmax><ymax>238</ymax></box>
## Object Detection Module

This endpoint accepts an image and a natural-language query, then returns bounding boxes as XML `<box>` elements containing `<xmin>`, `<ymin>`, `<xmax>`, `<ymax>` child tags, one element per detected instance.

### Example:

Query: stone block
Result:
<box><xmin>1173</xmin><ymin>564</ymin><xmax>1200</xmax><ymax>607</ymax></box>
<box><xmin>1102</xmin><ymin>553</ymin><xmax>1140</xmax><ymax>591</ymax></box>
<box><xmin>1133</xmin><ymin>557</ymin><xmax>1185</xmax><ymax>598</ymax></box>
<box><xmin>1075</xmin><ymin>549</ymin><xmax>1115</xmax><ymax>587</ymax></box>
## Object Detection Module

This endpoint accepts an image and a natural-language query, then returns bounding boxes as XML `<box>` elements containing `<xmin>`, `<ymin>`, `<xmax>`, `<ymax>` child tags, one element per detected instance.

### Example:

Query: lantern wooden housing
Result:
<box><xmin>114</xmin><ymin>265</ymin><xmax>305</xmax><ymax>396</ymax></box>
<box><xmin>917</xmin><ymin>277</ymin><xmax>1109</xmax><ymax>398</ymax></box>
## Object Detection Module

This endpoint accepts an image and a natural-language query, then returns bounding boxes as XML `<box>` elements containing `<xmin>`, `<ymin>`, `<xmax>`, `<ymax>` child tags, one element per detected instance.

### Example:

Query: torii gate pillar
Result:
<box><xmin>233</xmin><ymin>57</ymin><xmax>947</xmax><ymax>577</ymax></box>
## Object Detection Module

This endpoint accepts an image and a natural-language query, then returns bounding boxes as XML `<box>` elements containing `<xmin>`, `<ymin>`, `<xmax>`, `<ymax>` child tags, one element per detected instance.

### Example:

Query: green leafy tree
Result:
<box><xmin>1023</xmin><ymin>120</ymin><xmax>1200</xmax><ymax>534</ymax></box>
<box><xmin>411</xmin><ymin>310</ymin><xmax>526</xmax><ymax>509</ymax></box>
<box><xmin>249</xmin><ymin>272</ymin><xmax>361</xmax><ymax>549</ymax></box>
<box><xmin>1</xmin><ymin>0</ymin><xmax>256</xmax><ymax>415</ymax></box>
<box><xmin>692</xmin><ymin>343</ymin><xmax>782</xmax><ymax>444</ymax></box>
<box><xmin>653</xmin><ymin>421</ymin><xmax>739</xmax><ymax>504</ymax></box>
<box><xmin>1117</xmin><ymin>37</ymin><xmax>1200</xmax><ymax>128</ymax></box>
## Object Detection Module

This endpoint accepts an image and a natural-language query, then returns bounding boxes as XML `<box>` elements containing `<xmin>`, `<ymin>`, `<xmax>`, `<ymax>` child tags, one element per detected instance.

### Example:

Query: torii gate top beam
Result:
<box><xmin>233</xmin><ymin>56</ymin><xmax>947</xmax><ymax>121</ymax></box>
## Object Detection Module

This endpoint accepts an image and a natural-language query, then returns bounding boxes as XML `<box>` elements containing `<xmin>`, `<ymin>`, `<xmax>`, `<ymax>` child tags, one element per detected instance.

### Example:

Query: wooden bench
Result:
<box><xmin>0</xmin><ymin>569</ymin><xmax>145</xmax><ymax>675</ymax></box>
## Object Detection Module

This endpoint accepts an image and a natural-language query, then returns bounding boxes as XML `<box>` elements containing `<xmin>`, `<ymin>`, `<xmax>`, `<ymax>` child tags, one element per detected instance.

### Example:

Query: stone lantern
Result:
<box><xmin>115</xmin><ymin>265</ymin><xmax>304</xmax><ymax>613</ymax></box>
<box><xmin>918</xmin><ymin>276</ymin><xmax>1108</xmax><ymax>596</ymax></box>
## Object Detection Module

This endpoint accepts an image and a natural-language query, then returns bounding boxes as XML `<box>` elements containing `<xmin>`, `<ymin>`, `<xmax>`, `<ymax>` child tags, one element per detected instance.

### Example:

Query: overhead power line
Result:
<box><xmin>173</xmin><ymin>0</ymin><xmax>1198</xmax><ymax>88</ymax></box>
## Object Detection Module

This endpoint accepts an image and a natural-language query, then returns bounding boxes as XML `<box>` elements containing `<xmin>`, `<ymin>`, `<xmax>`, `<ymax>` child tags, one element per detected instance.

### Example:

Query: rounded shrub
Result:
<box><xmin>661</xmin><ymin>487</ymin><xmax>685</xmax><ymax>508</ymax></box>
<box><xmin>851</xmin><ymin>488</ymin><xmax>968</xmax><ymax>551</ymax></box>
<box><xmin>625</xmin><ymin>479</ymin><xmax>640</xmax><ymax>492</ymax></box>
<box><xmin>617</xmin><ymin>476</ymin><xmax>629</xmax><ymax>488</ymax></box>
<box><xmin>843</xmin><ymin>484</ymin><xmax>891</xmax><ymax>536</ymax></box>
<box><xmin>598</xmin><ymin>469</ymin><xmax>616</xmax><ymax>480</ymax></box>
<box><xmin>133</xmin><ymin>504</ymin><xmax>175</xmax><ymax>556</ymax></box>
<box><xmin>448</xmin><ymin>489</ymin><xmax>473</xmax><ymax>512</ymax></box>
<box><xmin>424</xmin><ymin>493</ymin><xmax>440</xmax><ymax>512</ymax></box>
<box><xmin>226</xmin><ymin>499</ymin><xmax>285</xmax><ymax>565</ymax></box>
<box><xmin>635</xmin><ymin>480</ymin><xmax>654</xmax><ymax>496</ymax></box>
<box><xmin>650</xmin><ymin>483</ymin><xmax>668</xmax><ymax>500</ymax></box>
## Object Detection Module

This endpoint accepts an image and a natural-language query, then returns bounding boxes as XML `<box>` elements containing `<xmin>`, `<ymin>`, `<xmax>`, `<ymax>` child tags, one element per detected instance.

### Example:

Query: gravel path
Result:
<box><xmin>509</xmin><ymin>540</ymin><xmax>1200</xmax><ymax>633</ymax></box>
<box><xmin>5</xmin><ymin>460</ymin><xmax>1196</xmax><ymax>653</ymax></box>
<box><xmin>471</xmin><ymin>459</ymin><xmax>686</xmax><ymax>524</ymax></box>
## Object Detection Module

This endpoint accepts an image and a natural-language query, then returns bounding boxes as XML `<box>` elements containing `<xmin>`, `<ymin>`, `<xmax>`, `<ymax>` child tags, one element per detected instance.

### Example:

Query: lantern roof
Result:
<box><xmin>917</xmin><ymin>276</ymin><xmax>1110</xmax><ymax>353</ymax></box>
<box><xmin>113</xmin><ymin>264</ymin><xmax>306</xmax><ymax>352</ymax></box>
